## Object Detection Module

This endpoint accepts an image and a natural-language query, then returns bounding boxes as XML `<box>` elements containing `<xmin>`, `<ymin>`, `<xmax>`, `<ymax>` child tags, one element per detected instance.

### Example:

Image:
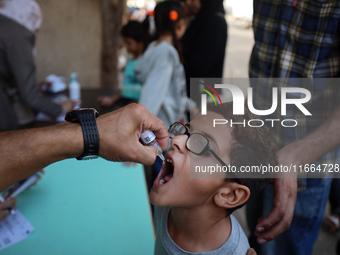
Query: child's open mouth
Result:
<box><xmin>157</xmin><ymin>155</ymin><xmax>174</xmax><ymax>185</ymax></box>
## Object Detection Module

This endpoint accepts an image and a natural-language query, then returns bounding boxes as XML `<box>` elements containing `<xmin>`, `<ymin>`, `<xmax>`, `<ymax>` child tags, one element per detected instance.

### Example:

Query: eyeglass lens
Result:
<box><xmin>169</xmin><ymin>123</ymin><xmax>187</xmax><ymax>138</ymax></box>
<box><xmin>186</xmin><ymin>133</ymin><xmax>208</xmax><ymax>155</ymax></box>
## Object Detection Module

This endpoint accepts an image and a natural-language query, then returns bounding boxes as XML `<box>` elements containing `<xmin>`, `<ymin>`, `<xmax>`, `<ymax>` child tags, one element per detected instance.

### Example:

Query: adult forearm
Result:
<box><xmin>0</xmin><ymin>122</ymin><xmax>83</xmax><ymax>190</ymax></box>
<box><xmin>257</xmin><ymin>106</ymin><xmax>340</xmax><ymax>244</ymax></box>
<box><xmin>279</xmin><ymin>104</ymin><xmax>340</xmax><ymax>166</ymax></box>
<box><xmin>0</xmin><ymin>104</ymin><xmax>169</xmax><ymax>191</ymax></box>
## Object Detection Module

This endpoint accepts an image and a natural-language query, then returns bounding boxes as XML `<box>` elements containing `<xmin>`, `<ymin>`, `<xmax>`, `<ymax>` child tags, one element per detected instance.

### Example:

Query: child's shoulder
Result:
<box><xmin>228</xmin><ymin>215</ymin><xmax>250</xmax><ymax>254</ymax></box>
<box><xmin>141</xmin><ymin>41</ymin><xmax>179</xmax><ymax>66</ymax></box>
<box><xmin>147</xmin><ymin>41</ymin><xmax>177</xmax><ymax>55</ymax></box>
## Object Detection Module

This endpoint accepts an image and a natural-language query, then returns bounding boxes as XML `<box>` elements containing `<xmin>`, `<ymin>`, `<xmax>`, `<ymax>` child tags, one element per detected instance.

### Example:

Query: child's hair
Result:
<box><xmin>121</xmin><ymin>20</ymin><xmax>148</xmax><ymax>52</ymax></box>
<box><xmin>207</xmin><ymin>102</ymin><xmax>278</xmax><ymax>215</ymax></box>
<box><xmin>154</xmin><ymin>0</ymin><xmax>186</xmax><ymax>62</ymax></box>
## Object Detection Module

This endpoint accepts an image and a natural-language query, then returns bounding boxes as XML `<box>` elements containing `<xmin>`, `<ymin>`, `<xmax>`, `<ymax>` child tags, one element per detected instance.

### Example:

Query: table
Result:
<box><xmin>3</xmin><ymin>158</ymin><xmax>155</xmax><ymax>254</ymax></box>
<box><xmin>80</xmin><ymin>88</ymin><xmax>118</xmax><ymax>114</ymax></box>
<box><xmin>32</xmin><ymin>88</ymin><xmax>117</xmax><ymax>128</ymax></box>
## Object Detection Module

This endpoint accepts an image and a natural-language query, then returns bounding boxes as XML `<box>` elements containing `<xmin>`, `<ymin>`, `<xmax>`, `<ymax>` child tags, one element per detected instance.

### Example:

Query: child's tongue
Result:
<box><xmin>164</xmin><ymin>173</ymin><xmax>173</xmax><ymax>182</ymax></box>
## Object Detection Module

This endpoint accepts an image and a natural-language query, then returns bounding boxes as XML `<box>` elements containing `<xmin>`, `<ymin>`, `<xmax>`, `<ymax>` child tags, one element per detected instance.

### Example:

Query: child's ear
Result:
<box><xmin>214</xmin><ymin>183</ymin><xmax>250</xmax><ymax>209</ymax></box>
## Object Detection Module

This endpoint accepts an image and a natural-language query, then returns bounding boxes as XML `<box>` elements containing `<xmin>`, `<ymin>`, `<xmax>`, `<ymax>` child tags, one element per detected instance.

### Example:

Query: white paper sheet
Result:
<box><xmin>0</xmin><ymin>210</ymin><xmax>34</xmax><ymax>251</ymax></box>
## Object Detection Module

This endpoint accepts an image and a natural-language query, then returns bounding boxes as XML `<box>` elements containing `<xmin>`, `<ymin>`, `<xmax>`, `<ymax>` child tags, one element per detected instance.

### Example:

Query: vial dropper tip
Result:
<box><xmin>159</xmin><ymin>154</ymin><xmax>165</xmax><ymax>161</ymax></box>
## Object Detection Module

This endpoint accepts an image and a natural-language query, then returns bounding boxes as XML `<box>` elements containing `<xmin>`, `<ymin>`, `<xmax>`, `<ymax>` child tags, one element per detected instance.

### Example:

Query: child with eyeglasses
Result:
<box><xmin>149</xmin><ymin>103</ymin><xmax>277</xmax><ymax>255</ymax></box>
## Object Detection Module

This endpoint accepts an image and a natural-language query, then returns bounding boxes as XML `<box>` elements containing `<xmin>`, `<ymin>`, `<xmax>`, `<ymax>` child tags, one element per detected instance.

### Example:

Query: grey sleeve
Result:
<box><xmin>138</xmin><ymin>52</ymin><xmax>174</xmax><ymax>116</ymax></box>
<box><xmin>6</xmin><ymin>34</ymin><xmax>62</xmax><ymax>117</ymax></box>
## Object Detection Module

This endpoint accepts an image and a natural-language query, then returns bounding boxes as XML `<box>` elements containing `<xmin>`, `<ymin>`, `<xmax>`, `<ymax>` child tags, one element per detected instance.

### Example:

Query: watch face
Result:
<box><xmin>79</xmin><ymin>155</ymin><xmax>99</xmax><ymax>160</ymax></box>
<box><xmin>65</xmin><ymin>108</ymin><xmax>99</xmax><ymax>122</ymax></box>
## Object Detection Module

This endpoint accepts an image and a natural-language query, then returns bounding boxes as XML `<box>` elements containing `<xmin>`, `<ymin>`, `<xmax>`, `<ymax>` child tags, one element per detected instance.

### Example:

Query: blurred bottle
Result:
<box><xmin>69</xmin><ymin>72</ymin><xmax>81</xmax><ymax>101</ymax></box>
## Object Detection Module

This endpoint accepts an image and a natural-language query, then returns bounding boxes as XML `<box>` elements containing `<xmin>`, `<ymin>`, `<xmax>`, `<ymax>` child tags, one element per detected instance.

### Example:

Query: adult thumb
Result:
<box><xmin>133</xmin><ymin>144</ymin><xmax>158</xmax><ymax>165</ymax></box>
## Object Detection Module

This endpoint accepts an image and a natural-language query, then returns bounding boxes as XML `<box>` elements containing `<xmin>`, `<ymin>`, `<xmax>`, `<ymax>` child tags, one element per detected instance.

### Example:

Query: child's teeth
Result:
<box><xmin>159</xmin><ymin>179</ymin><xmax>165</xmax><ymax>184</ymax></box>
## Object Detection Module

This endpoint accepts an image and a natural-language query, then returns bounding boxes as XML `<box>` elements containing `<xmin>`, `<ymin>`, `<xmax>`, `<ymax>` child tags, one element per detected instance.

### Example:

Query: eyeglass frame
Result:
<box><xmin>168</xmin><ymin>122</ymin><xmax>241</xmax><ymax>181</ymax></box>
<box><xmin>168</xmin><ymin>122</ymin><xmax>229</xmax><ymax>168</ymax></box>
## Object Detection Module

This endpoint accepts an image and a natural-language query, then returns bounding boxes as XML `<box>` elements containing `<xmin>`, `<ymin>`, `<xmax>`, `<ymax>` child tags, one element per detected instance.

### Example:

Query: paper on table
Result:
<box><xmin>0</xmin><ymin>210</ymin><xmax>34</xmax><ymax>251</ymax></box>
<box><xmin>43</xmin><ymin>74</ymin><xmax>67</xmax><ymax>93</ymax></box>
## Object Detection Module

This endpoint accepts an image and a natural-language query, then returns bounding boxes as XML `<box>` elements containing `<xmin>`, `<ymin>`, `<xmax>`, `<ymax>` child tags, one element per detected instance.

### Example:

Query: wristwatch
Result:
<box><xmin>65</xmin><ymin>108</ymin><xmax>100</xmax><ymax>160</ymax></box>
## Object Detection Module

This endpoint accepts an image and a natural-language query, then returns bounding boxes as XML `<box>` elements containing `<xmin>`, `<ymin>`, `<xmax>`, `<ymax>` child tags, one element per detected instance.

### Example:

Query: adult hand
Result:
<box><xmin>255</xmin><ymin>178</ymin><xmax>297</xmax><ymax>244</ymax></box>
<box><xmin>61</xmin><ymin>99</ymin><xmax>80</xmax><ymax>113</ymax></box>
<box><xmin>98</xmin><ymin>93</ymin><xmax>119</xmax><ymax>108</ymax></box>
<box><xmin>39</xmin><ymin>80</ymin><xmax>52</xmax><ymax>93</ymax></box>
<box><xmin>246</xmin><ymin>248</ymin><xmax>257</xmax><ymax>255</ymax></box>
<box><xmin>11</xmin><ymin>170</ymin><xmax>45</xmax><ymax>191</ymax></box>
<box><xmin>97</xmin><ymin>103</ymin><xmax>169</xmax><ymax>165</ymax></box>
<box><xmin>0</xmin><ymin>197</ymin><xmax>16</xmax><ymax>222</ymax></box>
<box><xmin>254</xmin><ymin>144</ymin><xmax>298</xmax><ymax>244</ymax></box>
<box><xmin>98</xmin><ymin>96</ymin><xmax>115</xmax><ymax>107</ymax></box>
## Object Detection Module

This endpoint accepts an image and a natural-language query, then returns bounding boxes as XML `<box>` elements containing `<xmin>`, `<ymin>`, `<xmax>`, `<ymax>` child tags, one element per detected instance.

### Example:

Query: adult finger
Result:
<box><xmin>255</xmin><ymin>183</ymin><xmax>289</xmax><ymax>232</ymax></box>
<box><xmin>0</xmin><ymin>210</ymin><xmax>10</xmax><ymax>221</ymax></box>
<box><xmin>256</xmin><ymin>198</ymin><xmax>295</xmax><ymax>243</ymax></box>
<box><xmin>130</xmin><ymin>142</ymin><xmax>159</xmax><ymax>165</ymax></box>
<box><xmin>0</xmin><ymin>197</ymin><xmax>16</xmax><ymax>210</ymax></box>
<box><xmin>254</xmin><ymin>178</ymin><xmax>296</xmax><ymax>243</ymax></box>
<box><xmin>138</xmin><ymin>106</ymin><xmax>169</xmax><ymax>150</ymax></box>
<box><xmin>246</xmin><ymin>248</ymin><xmax>257</xmax><ymax>255</ymax></box>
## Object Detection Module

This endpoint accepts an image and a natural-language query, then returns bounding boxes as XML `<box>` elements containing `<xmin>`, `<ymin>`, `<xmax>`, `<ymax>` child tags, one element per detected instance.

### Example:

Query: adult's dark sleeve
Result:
<box><xmin>6</xmin><ymin>30</ymin><xmax>62</xmax><ymax>118</ymax></box>
<box><xmin>184</xmin><ymin>14</ymin><xmax>227</xmax><ymax>78</ymax></box>
<box><xmin>0</xmin><ymin>84</ymin><xmax>18</xmax><ymax>131</ymax></box>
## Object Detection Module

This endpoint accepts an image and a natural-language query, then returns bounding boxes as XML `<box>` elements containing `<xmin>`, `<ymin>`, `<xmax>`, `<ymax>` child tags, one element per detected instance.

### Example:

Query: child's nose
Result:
<box><xmin>171</xmin><ymin>135</ymin><xmax>188</xmax><ymax>153</ymax></box>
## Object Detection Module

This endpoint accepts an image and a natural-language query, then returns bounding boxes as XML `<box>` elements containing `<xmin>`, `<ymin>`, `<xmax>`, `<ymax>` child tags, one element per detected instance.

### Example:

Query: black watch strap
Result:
<box><xmin>65</xmin><ymin>108</ymin><xmax>99</xmax><ymax>160</ymax></box>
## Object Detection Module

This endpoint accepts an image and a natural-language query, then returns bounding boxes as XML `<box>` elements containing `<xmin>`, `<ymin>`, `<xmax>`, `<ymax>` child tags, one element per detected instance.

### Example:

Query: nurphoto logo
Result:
<box><xmin>200</xmin><ymin>83</ymin><xmax>312</xmax><ymax>128</ymax></box>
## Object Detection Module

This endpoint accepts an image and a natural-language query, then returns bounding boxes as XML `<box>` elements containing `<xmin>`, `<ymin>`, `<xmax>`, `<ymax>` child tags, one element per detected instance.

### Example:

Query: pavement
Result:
<box><xmin>224</xmin><ymin>18</ymin><xmax>340</xmax><ymax>255</ymax></box>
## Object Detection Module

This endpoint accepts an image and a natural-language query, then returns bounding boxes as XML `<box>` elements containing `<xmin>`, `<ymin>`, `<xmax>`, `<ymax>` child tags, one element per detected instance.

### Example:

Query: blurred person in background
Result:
<box><xmin>181</xmin><ymin>0</ymin><xmax>227</xmax><ymax>102</ymax></box>
<box><xmin>136</xmin><ymin>0</ymin><xmax>195</xmax><ymax>134</ymax></box>
<box><xmin>0</xmin><ymin>0</ymin><xmax>76</xmax><ymax>221</ymax></box>
<box><xmin>135</xmin><ymin>0</ymin><xmax>196</xmax><ymax>191</ymax></box>
<box><xmin>0</xmin><ymin>0</ymin><xmax>76</xmax><ymax>131</ymax></box>
<box><xmin>325</xmin><ymin>178</ymin><xmax>340</xmax><ymax>255</ymax></box>
<box><xmin>247</xmin><ymin>1</ymin><xmax>340</xmax><ymax>254</ymax></box>
<box><xmin>98</xmin><ymin>20</ymin><xmax>148</xmax><ymax>110</ymax></box>
<box><xmin>325</xmin><ymin>178</ymin><xmax>340</xmax><ymax>233</ymax></box>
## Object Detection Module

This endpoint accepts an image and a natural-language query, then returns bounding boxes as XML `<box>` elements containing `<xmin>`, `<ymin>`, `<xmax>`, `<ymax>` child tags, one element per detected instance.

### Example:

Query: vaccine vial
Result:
<box><xmin>140</xmin><ymin>130</ymin><xmax>165</xmax><ymax>161</ymax></box>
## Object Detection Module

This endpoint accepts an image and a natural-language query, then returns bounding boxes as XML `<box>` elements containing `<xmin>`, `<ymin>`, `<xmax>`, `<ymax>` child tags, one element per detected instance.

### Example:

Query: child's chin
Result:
<box><xmin>149</xmin><ymin>192</ymin><xmax>167</xmax><ymax>207</ymax></box>
<box><xmin>149</xmin><ymin>200</ymin><xmax>163</xmax><ymax>207</ymax></box>
<box><xmin>149</xmin><ymin>191</ymin><xmax>160</xmax><ymax>206</ymax></box>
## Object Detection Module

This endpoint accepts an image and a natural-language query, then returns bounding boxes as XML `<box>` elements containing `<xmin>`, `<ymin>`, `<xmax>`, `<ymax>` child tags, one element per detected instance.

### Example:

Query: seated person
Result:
<box><xmin>0</xmin><ymin>170</ymin><xmax>43</xmax><ymax>222</ymax></box>
<box><xmin>98</xmin><ymin>20</ymin><xmax>147</xmax><ymax>110</ymax></box>
<box><xmin>149</xmin><ymin>103</ymin><xmax>277</xmax><ymax>254</ymax></box>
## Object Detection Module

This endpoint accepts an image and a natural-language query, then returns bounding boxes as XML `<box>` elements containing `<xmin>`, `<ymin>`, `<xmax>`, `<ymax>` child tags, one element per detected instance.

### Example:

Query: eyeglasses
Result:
<box><xmin>168</xmin><ymin>122</ymin><xmax>229</xmax><ymax>168</ymax></box>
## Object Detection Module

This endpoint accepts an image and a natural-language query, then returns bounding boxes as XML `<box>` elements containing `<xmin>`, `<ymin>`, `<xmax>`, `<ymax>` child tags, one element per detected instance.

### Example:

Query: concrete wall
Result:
<box><xmin>35</xmin><ymin>0</ymin><xmax>102</xmax><ymax>88</ymax></box>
